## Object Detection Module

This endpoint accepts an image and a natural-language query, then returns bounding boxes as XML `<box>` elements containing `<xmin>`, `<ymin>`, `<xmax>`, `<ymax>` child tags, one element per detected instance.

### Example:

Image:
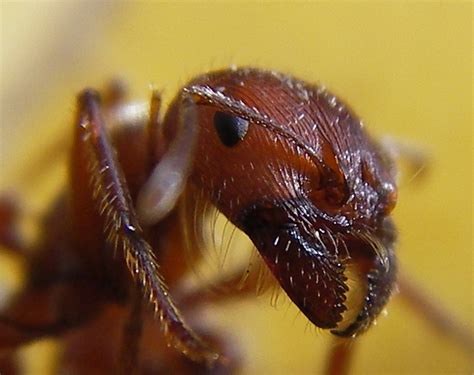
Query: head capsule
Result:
<box><xmin>163</xmin><ymin>68</ymin><xmax>398</xmax><ymax>336</ymax></box>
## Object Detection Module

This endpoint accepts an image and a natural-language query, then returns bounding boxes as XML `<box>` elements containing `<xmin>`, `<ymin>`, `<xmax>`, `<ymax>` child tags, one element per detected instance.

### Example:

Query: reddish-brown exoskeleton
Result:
<box><xmin>0</xmin><ymin>68</ymin><xmax>471</xmax><ymax>374</ymax></box>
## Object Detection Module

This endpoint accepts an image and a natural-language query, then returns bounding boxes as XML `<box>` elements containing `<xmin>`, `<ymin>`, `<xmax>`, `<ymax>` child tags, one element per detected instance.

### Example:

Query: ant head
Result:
<box><xmin>161</xmin><ymin>68</ymin><xmax>399</xmax><ymax>335</ymax></box>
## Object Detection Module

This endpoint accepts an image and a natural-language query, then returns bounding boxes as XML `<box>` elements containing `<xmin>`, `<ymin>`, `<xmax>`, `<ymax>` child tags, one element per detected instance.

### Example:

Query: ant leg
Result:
<box><xmin>325</xmin><ymin>338</ymin><xmax>356</xmax><ymax>375</ymax></box>
<box><xmin>0</xmin><ymin>280</ymin><xmax>102</xmax><ymax>351</ymax></box>
<box><xmin>71</xmin><ymin>90</ymin><xmax>218</xmax><ymax>365</ymax></box>
<box><xmin>176</xmin><ymin>260</ymin><xmax>275</xmax><ymax>308</ymax></box>
<box><xmin>397</xmin><ymin>272</ymin><xmax>474</xmax><ymax>353</ymax></box>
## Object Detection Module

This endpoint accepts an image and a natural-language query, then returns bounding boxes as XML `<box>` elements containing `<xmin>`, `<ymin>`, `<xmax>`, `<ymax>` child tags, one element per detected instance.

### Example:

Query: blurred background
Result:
<box><xmin>0</xmin><ymin>2</ymin><xmax>472</xmax><ymax>374</ymax></box>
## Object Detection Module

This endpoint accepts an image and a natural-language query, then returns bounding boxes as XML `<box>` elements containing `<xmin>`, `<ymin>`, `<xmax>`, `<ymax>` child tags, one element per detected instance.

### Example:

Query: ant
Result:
<box><xmin>0</xmin><ymin>67</ymin><xmax>472</xmax><ymax>374</ymax></box>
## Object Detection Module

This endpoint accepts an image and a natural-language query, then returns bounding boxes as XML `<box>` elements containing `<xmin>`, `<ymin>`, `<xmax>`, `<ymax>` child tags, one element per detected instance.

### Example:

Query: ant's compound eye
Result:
<box><xmin>213</xmin><ymin>111</ymin><xmax>249</xmax><ymax>147</ymax></box>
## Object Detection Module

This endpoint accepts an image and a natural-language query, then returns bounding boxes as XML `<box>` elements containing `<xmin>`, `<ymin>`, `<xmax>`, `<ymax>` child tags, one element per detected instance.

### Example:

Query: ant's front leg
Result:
<box><xmin>71</xmin><ymin>89</ymin><xmax>219</xmax><ymax>368</ymax></box>
<box><xmin>176</xmin><ymin>258</ymin><xmax>275</xmax><ymax>309</ymax></box>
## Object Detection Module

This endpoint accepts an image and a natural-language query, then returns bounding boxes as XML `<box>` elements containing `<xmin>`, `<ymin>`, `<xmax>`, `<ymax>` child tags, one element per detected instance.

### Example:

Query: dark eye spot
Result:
<box><xmin>213</xmin><ymin>111</ymin><xmax>249</xmax><ymax>147</ymax></box>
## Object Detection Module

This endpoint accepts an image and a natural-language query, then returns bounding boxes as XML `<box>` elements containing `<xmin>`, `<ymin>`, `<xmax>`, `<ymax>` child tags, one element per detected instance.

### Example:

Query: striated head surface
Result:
<box><xmin>165</xmin><ymin>67</ymin><xmax>398</xmax><ymax>336</ymax></box>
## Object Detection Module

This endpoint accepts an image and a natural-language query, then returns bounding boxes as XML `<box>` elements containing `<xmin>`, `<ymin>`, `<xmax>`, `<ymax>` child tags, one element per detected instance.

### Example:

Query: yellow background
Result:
<box><xmin>0</xmin><ymin>2</ymin><xmax>472</xmax><ymax>374</ymax></box>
